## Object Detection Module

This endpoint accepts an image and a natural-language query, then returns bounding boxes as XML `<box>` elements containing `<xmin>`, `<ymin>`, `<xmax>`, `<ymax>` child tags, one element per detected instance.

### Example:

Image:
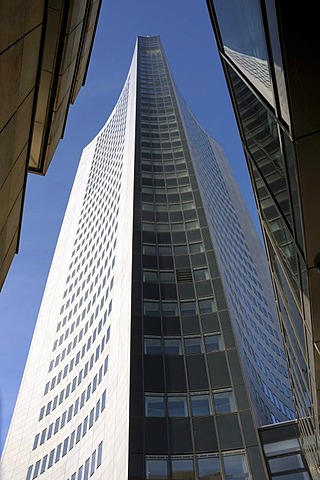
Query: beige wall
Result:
<box><xmin>0</xmin><ymin>0</ymin><xmax>101</xmax><ymax>290</ymax></box>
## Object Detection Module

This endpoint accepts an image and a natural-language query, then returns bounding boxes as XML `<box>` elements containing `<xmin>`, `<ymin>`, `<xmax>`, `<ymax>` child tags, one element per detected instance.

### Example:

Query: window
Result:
<box><xmin>33</xmin><ymin>434</ymin><xmax>39</xmax><ymax>450</ymax></box>
<box><xmin>186</xmin><ymin>221</ymin><xmax>199</xmax><ymax>231</ymax></box>
<box><xmin>26</xmin><ymin>466</ymin><xmax>33</xmax><ymax>480</ymax></box>
<box><xmin>199</xmin><ymin>298</ymin><xmax>216</xmax><ymax>314</ymax></box>
<box><xmin>168</xmin><ymin>396</ymin><xmax>188</xmax><ymax>417</ymax></box>
<box><xmin>164</xmin><ymin>338</ymin><xmax>182</xmax><ymax>355</ymax></box>
<box><xmin>84</xmin><ymin>457</ymin><xmax>90</xmax><ymax>480</ymax></box>
<box><xmin>144</xmin><ymin>302</ymin><xmax>160</xmax><ymax>315</ymax></box>
<box><xmin>62</xmin><ymin>437</ymin><xmax>69</xmax><ymax>456</ymax></box>
<box><xmin>185</xmin><ymin>337</ymin><xmax>202</xmax><ymax>354</ymax></box>
<box><xmin>162</xmin><ymin>302</ymin><xmax>178</xmax><ymax>316</ymax></box>
<box><xmin>205</xmin><ymin>334</ymin><xmax>223</xmax><ymax>352</ymax></box>
<box><xmin>159</xmin><ymin>271</ymin><xmax>175</xmax><ymax>283</ymax></box>
<box><xmin>194</xmin><ymin>268</ymin><xmax>210</xmax><ymax>281</ymax></box>
<box><xmin>145</xmin><ymin>338</ymin><xmax>162</xmax><ymax>355</ymax></box>
<box><xmin>146</xmin><ymin>459</ymin><xmax>168</xmax><ymax>479</ymax></box>
<box><xmin>175</xmin><ymin>245</ymin><xmax>188</xmax><ymax>255</ymax></box>
<box><xmin>143</xmin><ymin>271</ymin><xmax>158</xmax><ymax>282</ymax></box>
<box><xmin>48</xmin><ymin>449</ymin><xmax>54</xmax><ymax>469</ymax></box>
<box><xmin>180</xmin><ymin>301</ymin><xmax>197</xmax><ymax>315</ymax></box>
<box><xmin>198</xmin><ymin>456</ymin><xmax>221</xmax><ymax>479</ymax></box>
<box><xmin>172</xmin><ymin>459</ymin><xmax>195</xmax><ymax>480</ymax></box>
<box><xmin>40</xmin><ymin>455</ymin><xmax>48</xmax><ymax>474</ymax></box>
<box><xmin>55</xmin><ymin>443</ymin><xmax>62</xmax><ymax>463</ymax></box>
<box><xmin>91</xmin><ymin>450</ymin><xmax>96</xmax><ymax>476</ymax></box>
<box><xmin>223</xmin><ymin>454</ymin><xmax>248</xmax><ymax>479</ymax></box>
<box><xmin>97</xmin><ymin>441</ymin><xmax>103</xmax><ymax>468</ymax></box>
<box><xmin>159</xmin><ymin>246</ymin><xmax>172</xmax><ymax>255</ymax></box>
<box><xmin>190</xmin><ymin>243</ymin><xmax>204</xmax><ymax>253</ymax></box>
<box><xmin>213</xmin><ymin>391</ymin><xmax>236</xmax><ymax>414</ymax></box>
<box><xmin>143</xmin><ymin>245</ymin><xmax>157</xmax><ymax>255</ymax></box>
<box><xmin>269</xmin><ymin>453</ymin><xmax>304</xmax><ymax>474</ymax></box>
<box><xmin>145</xmin><ymin>396</ymin><xmax>165</xmax><ymax>417</ymax></box>
<box><xmin>32</xmin><ymin>460</ymin><xmax>40</xmax><ymax>479</ymax></box>
<box><xmin>191</xmin><ymin>395</ymin><xmax>211</xmax><ymax>416</ymax></box>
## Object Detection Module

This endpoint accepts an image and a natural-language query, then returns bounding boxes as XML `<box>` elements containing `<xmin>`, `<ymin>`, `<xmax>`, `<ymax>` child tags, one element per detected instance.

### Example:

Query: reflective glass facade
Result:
<box><xmin>206</xmin><ymin>1</ymin><xmax>320</xmax><ymax>477</ymax></box>
<box><xmin>1</xmin><ymin>35</ymin><xmax>299</xmax><ymax>479</ymax></box>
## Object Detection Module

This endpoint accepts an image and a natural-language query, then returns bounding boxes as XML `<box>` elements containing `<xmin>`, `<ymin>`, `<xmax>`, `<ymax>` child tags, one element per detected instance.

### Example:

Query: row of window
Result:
<box><xmin>144</xmin><ymin>334</ymin><xmax>223</xmax><ymax>356</ymax></box>
<box><xmin>60</xmin><ymin>252</ymin><xmax>115</xmax><ymax>316</ymax></box>
<box><xmin>64</xmin><ymin>235</ymin><xmax>117</xmax><ymax>305</ymax></box>
<box><xmin>143</xmin><ymin>267</ymin><xmax>209</xmax><ymax>283</ymax></box>
<box><xmin>145</xmin><ymin>389</ymin><xmax>236</xmax><ymax>417</ymax></box>
<box><xmin>140</xmin><ymin>149</ymin><xmax>185</xmax><ymax>160</ymax></box>
<box><xmin>50</xmin><ymin>314</ymin><xmax>110</xmax><ymax>375</ymax></box>
<box><xmin>44</xmin><ymin>328</ymin><xmax>110</xmax><ymax>414</ymax></box>
<box><xmin>145</xmin><ymin>451</ymin><xmax>248</xmax><ymax>480</ymax></box>
<box><xmin>143</xmin><ymin>298</ymin><xmax>216</xmax><ymax>317</ymax></box>
<box><xmin>52</xmin><ymin>314</ymin><xmax>109</xmax><ymax>373</ymax></box>
<box><xmin>43</xmin><ymin>353</ymin><xmax>108</xmax><ymax>412</ymax></box>
<box><xmin>35</xmin><ymin>390</ymin><xmax>106</xmax><ymax>449</ymax></box>
<box><xmin>45</xmin><ymin>317</ymin><xmax>110</xmax><ymax>396</ymax></box>
<box><xmin>26</xmin><ymin>440</ymin><xmax>103</xmax><ymax>480</ymax></box>
<box><xmin>143</xmin><ymin>242</ymin><xmax>204</xmax><ymax>255</ymax></box>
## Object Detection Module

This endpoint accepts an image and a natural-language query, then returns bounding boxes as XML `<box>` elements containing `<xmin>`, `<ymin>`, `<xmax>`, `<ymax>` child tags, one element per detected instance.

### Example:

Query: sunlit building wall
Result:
<box><xmin>1</xmin><ymin>35</ymin><xmax>297</xmax><ymax>480</ymax></box>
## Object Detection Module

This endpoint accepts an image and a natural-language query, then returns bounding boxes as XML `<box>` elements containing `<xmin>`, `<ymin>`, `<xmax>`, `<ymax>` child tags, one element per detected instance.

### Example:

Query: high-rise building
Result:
<box><xmin>205</xmin><ymin>1</ymin><xmax>320</xmax><ymax>477</ymax></box>
<box><xmin>1</xmin><ymin>35</ymin><xmax>299</xmax><ymax>480</ymax></box>
<box><xmin>0</xmin><ymin>0</ymin><xmax>102</xmax><ymax>290</ymax></box>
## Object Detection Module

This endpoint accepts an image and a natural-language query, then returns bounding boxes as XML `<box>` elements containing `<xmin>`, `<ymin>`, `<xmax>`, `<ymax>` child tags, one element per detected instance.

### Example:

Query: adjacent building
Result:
<box><xmin>1</xmin><ymin>35</ymin><xmax>299</xmax><ymax>479</ymax></box>
<box><xmin>0</xmin><ymin>0</ymin><xmax>102</xmax><ymax>289</ymax></box>
<box><xmin>205</xmin><ymin>1</ymin><xmax>320</xmax><ymax>477</ymax></box>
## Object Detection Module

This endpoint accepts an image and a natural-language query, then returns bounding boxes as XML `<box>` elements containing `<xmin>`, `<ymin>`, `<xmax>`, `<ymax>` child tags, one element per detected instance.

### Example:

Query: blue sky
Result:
<box><xmin>0</xmin><ymin>0</ymin><xmax>261</xmax><ymax>453</ymax></box>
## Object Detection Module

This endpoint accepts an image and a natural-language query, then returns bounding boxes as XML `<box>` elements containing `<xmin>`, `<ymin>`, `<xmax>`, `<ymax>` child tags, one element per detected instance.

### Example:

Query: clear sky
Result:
<box><xmin>0</xmin><ymin>0</ymin><xmax>261</xmax><ymax>453</ymax></box>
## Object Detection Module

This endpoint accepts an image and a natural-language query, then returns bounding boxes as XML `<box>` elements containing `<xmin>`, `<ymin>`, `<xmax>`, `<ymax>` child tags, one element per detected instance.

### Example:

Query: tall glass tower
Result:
<box><xmin>1</xmin><ymin>36</ymin><xmax>295</xmax><ymax>480</ymax></box>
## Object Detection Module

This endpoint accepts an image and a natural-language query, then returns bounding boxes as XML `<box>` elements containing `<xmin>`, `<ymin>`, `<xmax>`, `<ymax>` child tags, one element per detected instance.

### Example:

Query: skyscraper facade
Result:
<box><xmin>2</xmin><ymin>35</ymin><xmax>295</xmax><ymax>480</ymax></box>
<box><xmin>205</xmin><ymin>1</ymin><xmax>320</xmax><ymax>477</ymax></box>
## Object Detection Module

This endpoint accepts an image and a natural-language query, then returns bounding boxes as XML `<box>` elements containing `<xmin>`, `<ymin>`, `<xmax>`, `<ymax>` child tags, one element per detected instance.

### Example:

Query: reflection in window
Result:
<box><xmin>269</xmin><ymin>453</ymin><xmax>304</xmax><ymax>474</ymax></box>
<box><xmin>194</xmin><ymin>268</ymin><xmax>210</xmax><ymax>281</ymax></box>
<box><xmin>175</xmin><ymin>245</ymin><xmax>189</xmax><ymax>255</ymax></box>
<box><xmin>143</xmin><ymin>271</ymin><xmax>158</xmax><ymax>282</ymax></box>
<box><xmin>191</xmin><ymin>395</ymin><xmax>211</xmax><ymax>416</ymax></box>
<box><xmin>158</xmin><ymin>246</ymin><xmax>172</xmax><ymax>256</ymax></box>
<box><xmin>186</xmin><ymin>221</ymin><xmax>200</xmax><ymax>230</ymax></box>
<box><xmin>159</xmin><ymin>271</ymin><xmax>175</xmax><ymax>283</ymax></box>
<box><xmin>162</xmin><ymin>302</ymin><xmax>178</xmax><ymax>316</ymax></box>
<box><xmin>145</xmin><ymin>396</ymin><xmax>165</xmax><ymax>417</ymax></box>
<box><xmin>145</xmin><ymin>338</ymin><xmax>162</xmax><ymax>355</ymax></box>
<box><xmin>144</xmin><ymin>302</ymin><xmax>160</xmax><ymax>315</ymax></box>
<box><xmin>214</xmin><ymin>391</ymin><xmax>236</xmax><ymax>413</ymax></box>
<box><xmin>198</xmin><ymin>456</ymin><xmax>221</xmax><ymax>480</ymax></box>
<box><xmin>214</xmin><ymin>0</ymin><xmax>273</xmax><ymax>106</ymax></box>
<box><xmin>185</xmin><ymin>337</ymin><xmax>203</xmax><ymax>354</ymax></box>
<box><xmin>205</xmin><ymin>334</ymin><xmax>223</xmax><ymax>352</ymax></box>
<box><xmin>146</xmin><ymin>459</ymin><xmax>168</xmax><ymax>479</ymax></box>
<box><xmin>199</xmin><ymin>298</ymin><xmax>216</xmax><ymax>314</ymax></box>
<box><xmin>180</xmin><ymin>301</ymin><xmax>197</xmax><ymax>315</ymax></box>
<box><xmin>190</xmin><ymin>243</ymin><xmax>204</xmax><ymax>253</ymax></box>
<box><xmin>172</xmin><ymin>458</ymin><xmax>195</xmax><ymax>480</ymax></box>
<box><xmin>168</xmin><ymin>396</ymin><xmax>188</xmax><ymax>417</ymax></box>
<box><xmin>164</xmin><ymin>338</ymin><xmax>182</xmax><ymax>355</ymax></box>
<box><xmin>223</xmin><ymin>453</ymin><xmax>248</xmax><ymax>479</ymax></box>
<box><xmin>143</xmin><ymin>245</ymin><xmax>157</xmax><ymax>255</ymax></box>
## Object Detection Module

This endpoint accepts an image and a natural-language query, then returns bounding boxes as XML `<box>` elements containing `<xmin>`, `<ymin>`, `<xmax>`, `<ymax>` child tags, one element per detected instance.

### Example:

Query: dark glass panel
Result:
<box><xmin>165</xmin><ymin>357</ymin><xmax>187</xmax><ymax>392</ymax></box>
<box><xmin>144</xmin><ymin>357</ymin><xmax>164</xmax><ymax>392</ymax></box>
<box><xmin>193</xmin><ymin>417</ymin><xmax>218</xmax><ymax>452</ymax></box>
<box><xmin>207</xmin><ymin>352</ymin><xmax>231</xmax><ymax>388</ymax></box>
<box><xmin>186</xmin><ymin>356</ymin><xmax>209</xmax><ymax>391</ymax></box>
<box><xmin>168</xmin><ymin>419</ymin><xmax>193</xmax><ymax>453</ymax></box>
<box><xmin>145</xmin><ymin>418</ymin><xmax>168</xmax><ymax>454</ymax></box>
